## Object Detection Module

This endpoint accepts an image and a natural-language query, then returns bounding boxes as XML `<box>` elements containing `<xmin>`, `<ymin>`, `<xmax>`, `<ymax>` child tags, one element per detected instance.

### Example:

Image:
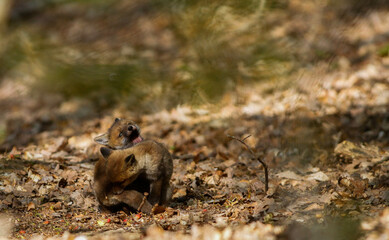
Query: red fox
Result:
<box><xmin>93</xmin><ymin>147</ymin><xmax>155</xmax><ymax>213</ymax></box>
<box><xmin>93</xmin><ymin>119</ymin><xmax>173</xmax><ymax>213</ymax></box>
<box><xmin>94</xmin><ymin>118</ymin><xmax>143</xmax><ymax>149</ymax></box>
<box><xmin>98</xmin><ymin>140</ymin><xmax>173</xmax><ymax>206</ymax></box>
<box><xmin>94</xmin><ymin>118</ymin><xmax>173</xmax><ymax>211</ymax></box>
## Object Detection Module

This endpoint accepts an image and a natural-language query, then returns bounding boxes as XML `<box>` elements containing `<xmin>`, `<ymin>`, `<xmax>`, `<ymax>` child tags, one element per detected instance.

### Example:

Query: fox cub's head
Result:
<box><xmin>95</xmin><ymin>118</ymin><xmax>143</xmax><ymax>149</ymax></box>
<box><xmin>100</xmin><ymin>147</ymin><xmax>141</xmax><ymax>190</ymax></box>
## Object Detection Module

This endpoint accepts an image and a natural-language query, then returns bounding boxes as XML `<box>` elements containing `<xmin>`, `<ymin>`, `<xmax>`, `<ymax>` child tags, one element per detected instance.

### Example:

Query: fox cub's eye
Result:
<box><xmin>118</xmin><ymin>132</ymin><xmax>123</xmax><ymax>137</ymax></box>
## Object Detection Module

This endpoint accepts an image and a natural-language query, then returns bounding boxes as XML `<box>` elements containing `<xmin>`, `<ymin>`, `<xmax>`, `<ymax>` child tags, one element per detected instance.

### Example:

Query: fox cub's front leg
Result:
<box><xmin>160</xmin><ymin>179</ymin><xmax>172</xmax><ymax>206</ymax></box>
<box><xmin>148</xmin><ymin>178</ymin><xmax>163</xmax><ymax>205</ymax></box>
<box><xmin>105</xmin><ymin>190</ymin><xmax>153</xmax><ymax>214</ymax></box>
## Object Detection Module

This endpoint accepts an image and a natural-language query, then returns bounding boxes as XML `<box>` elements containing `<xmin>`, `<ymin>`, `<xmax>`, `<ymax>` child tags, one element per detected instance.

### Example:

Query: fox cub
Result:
<box><xmin>93</xmin><ymin>141</ymin><xmax>173</xmax><ymax>212</ymax></box>
<box><xmin>93</xmin><ymin>148</ymin><xmax>155</xmax><ymax>213</ymax></box>
<box><xmin>93</xmin><ymin>119</ymin><xmax>173</xmax><ymax>213</ymax></box>
<box><xmin>94</xmin><ymin>118</ymin><xmax>143</xmax><ymax>150</ymax></box>
<box><xmin>100</xmin><ymin>140</ymin><xmax>172</xmax><ymax>204</ymax></box>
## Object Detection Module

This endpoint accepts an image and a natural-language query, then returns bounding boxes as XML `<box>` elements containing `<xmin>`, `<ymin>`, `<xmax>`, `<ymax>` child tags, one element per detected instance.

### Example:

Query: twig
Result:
<box><xmin>227</xmin><ymin>134</ymin><xmax>269</xmax><ymax>192</ymax></box>
<box><xmin>137</xmin><ymin>192</ymin><xmax>149</xmax><ymax>212</ymax></box>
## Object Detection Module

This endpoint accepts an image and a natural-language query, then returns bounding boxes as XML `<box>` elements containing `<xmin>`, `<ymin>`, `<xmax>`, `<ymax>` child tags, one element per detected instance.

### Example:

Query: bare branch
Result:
<box><xmin>227</xmin><ymin>134</ymin><xmax>269</xmax><ymax>192</ymax></box>
<box><xmin>242</xmin><ymin>134</ymin><xmax>252</xmax><ymax>142</ymax></box>
<box><xmin>227</xmin><ymin>135</ymin><xmax>255</xmax><ymax>156</ymax></box>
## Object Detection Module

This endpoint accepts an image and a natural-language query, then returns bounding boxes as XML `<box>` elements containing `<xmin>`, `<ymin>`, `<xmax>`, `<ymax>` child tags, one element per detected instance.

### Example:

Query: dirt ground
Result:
<box><xmin>1</xmin><ymin>57</ymin><xmax>388</xmax><ymax>239</ymax></box>
<box><xmin>0</xmin><ymin>2</ymin><xmax>389</xmax><ymax>240</ymax></box>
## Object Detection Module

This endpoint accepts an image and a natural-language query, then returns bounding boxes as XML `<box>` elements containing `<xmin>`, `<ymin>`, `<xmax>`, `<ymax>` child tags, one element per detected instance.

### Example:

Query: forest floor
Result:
<box><xmin>0</xmin><ymin>3</ymin><xmax>389</xmax><ymax>240</ymax></box>
<box><xmin>1</xmin><ymin>57</ymin><xmax>388</xmax><ymax>240</ymax></box>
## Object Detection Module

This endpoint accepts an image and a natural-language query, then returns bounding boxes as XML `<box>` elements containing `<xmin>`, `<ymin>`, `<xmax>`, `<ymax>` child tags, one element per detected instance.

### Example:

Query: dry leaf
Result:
<box><xmin>307</xmin><ymin>172</ymin><xmax>329</xmax><ymax>182</ymax></box>
<box><xmin>27</xmin><ymin>202</ymin><xmax>35</xmax><ymax>211</ymax></box>
<box><xmin>276</xmin><ymin>171</ymin><xmax>302</xmax><ymax>180</ymax></box>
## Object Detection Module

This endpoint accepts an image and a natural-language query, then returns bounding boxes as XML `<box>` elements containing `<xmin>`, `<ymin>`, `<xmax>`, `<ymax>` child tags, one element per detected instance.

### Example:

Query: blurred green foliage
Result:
<box><xmin>378</xmin><ymin>43</ymin><xmax>389</xmax><ymax>57</ymax></box>
<box><xmin>0</xmin><ymin>36</ymin><xmax>25</xmax><ymax>77</ymax></box>
<box><xmin>2</xmin><ymin>0</ymin><xmax>388</xmax><ymax>112</ymax></box>
<box><xmin>1</xmin><ymin>0</ymin><xmax>291</xmax><ymax>112</ymax></box>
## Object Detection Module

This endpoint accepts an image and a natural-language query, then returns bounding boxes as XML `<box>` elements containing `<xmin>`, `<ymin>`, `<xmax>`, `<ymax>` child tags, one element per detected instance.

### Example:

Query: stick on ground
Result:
<box><xmin>137</xmin><ymin>192</ymin><xmax>149</xmax><ymax>212</ymax></box>
<box><xmin>228</xmin><ymin>134</ymin><xmax>269</xmax><ymax>192</ymax></box>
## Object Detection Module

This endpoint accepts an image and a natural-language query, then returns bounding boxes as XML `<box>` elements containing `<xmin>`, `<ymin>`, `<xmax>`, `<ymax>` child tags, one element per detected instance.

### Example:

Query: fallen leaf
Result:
<box><xmin>307</xmin><ymin>172</ymin><xmax>329</xmax><ymax>182</ymax></box>
<box><xmin>27</xmin><ymin>202</ymin><xmax>35</xmax><ymax>211</ymax></box>
<box><xmin>304</xmin><ymin>203</ymin><xmax>323</xmax><ymax>211</ymax></box>
<box><xmin>172</xmin><ymin>188</ymin><xmax>187</xmax><ymax>199</ymax></box>
<box><xmin>276</xmin><ymin>171</ymin><xmax>302</xmax><ymax>180</ymax></box>
<box><xmin>52</xmin><ymin>202</ymin><xmax>62</xmax><ymax>210</ymax></box>
<box><xmin>28</xmin><ymin>170</ymin><xmax>41</xmax><ymax>183</ymax></box>
<box><xmin>97</xmin><ymin>220</ymin><xmax>105</xmax><ymax>226</ymax></box>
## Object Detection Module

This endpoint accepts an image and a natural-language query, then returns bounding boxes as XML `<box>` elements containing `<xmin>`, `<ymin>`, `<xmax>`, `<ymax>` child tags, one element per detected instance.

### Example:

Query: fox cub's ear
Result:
<box><xmin>94</xmin><ymin>133</ymin><xmax>109</xmax><ymax>145</ymax></box>
<box><xmin>125</xmin><ymin>154</ymin><xmax>136</xmax><ymax>166</ymax></box>
<box><xmin>100</xmin><ymin>147</ymin><xmax>113</xmax><ymax>158</ymax></box>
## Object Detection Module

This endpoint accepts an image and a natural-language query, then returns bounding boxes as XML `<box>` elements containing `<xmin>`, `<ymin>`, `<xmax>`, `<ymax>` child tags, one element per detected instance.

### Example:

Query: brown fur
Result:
<box><xmin>94</xmin><ymin>118</ymin><xmax>143</xmax><ymax>149</ymax></box>
<box><xmin>104</xmin><ymin>140</ymin><xmax>173</xmax><ymax>206</ymax></box>
<box><xmin>93</xmin><ymin>140</ymin><xmax>173</xmax><ymax>213</ymax></box>
<box><xmin>93</xmin><ymin>152</ymin><xmax>154</xmax><ymax>213</ymax></box>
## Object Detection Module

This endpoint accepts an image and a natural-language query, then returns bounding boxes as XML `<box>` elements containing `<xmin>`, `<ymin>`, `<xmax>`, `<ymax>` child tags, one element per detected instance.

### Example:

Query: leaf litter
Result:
<box><xmin>0</xmin><ymin>4</ymin><xmax>389</xmax><ymax>240</ymax></box>
<box><xmin>1</xmin><ymin>58</ymin><xmax>388</xmax><ymax>239</ymax></box>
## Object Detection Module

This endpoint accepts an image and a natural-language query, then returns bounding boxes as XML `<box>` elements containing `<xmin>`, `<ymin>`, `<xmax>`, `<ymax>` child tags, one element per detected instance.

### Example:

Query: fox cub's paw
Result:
<box><xmin>151</xmin><ymin>204</ymin><xmax>166</xmax><ymax>215</ymax></box>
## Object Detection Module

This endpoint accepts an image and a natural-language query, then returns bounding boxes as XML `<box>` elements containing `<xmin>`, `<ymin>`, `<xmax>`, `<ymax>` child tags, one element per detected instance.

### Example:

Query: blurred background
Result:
<box><xmin>0</xmin><ymin>0</ymin><xmax>290</xmax><ymax>111</ymax></box>
<box><xmin>0</xmin><ymin>0</ymin><xmax>389</xmax><ymax>148</ymax></box>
